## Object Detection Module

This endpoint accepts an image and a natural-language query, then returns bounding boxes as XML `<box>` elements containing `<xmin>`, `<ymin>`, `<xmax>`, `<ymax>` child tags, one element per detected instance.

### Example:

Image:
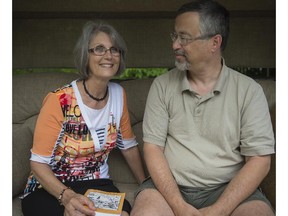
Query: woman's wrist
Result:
<box><xmin>58</xmin><ymin>187</ymin><xmax>72</xmax><ymax>205</ymax></box>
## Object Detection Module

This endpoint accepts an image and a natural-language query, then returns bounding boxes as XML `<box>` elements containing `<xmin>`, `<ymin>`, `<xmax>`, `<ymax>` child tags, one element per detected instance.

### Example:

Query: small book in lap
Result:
<box><xmin>84</xmin><ymin>189</ymin><xmax>125</xmax><ymax>216</ymax></box>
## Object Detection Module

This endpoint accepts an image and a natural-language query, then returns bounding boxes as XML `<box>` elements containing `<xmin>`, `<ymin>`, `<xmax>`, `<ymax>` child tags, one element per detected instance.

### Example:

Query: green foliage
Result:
<box><xmin>13</xmin><ymin>67</ymin><xmax>168</xmax><ymax>79</ymax></box>
<box><xmin>118</xmin><ymin>68</ymin><xmax>168</xmax><ymax>79</ymax></box>
<box><xmin>13</xmin><ymin>67</ymin><xmax>274</xmax><ymax>80</ymax></box>
<box><xmin>13</xmin><ymin>68</ymin><xmax>78</xmax><ymax>74</ymax></box>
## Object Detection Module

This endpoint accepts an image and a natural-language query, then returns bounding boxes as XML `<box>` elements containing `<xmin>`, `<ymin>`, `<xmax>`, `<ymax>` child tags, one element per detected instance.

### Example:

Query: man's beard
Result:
<box><xmin>174</xmin><ymin>49</ymin><xmax>190</xmax><ymax>71</ymax></box>
<box><xmin>175</xmin><ymin>60</ymin><xmax>190</xmax><ymax>71</ymax></box>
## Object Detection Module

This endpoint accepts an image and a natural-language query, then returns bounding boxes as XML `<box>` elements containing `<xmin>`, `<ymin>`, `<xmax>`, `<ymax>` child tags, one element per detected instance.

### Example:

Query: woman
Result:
<box><xmin>21</xmin><ymin>21</ymin><xmax>146</xmax><ymax>216</ymax></box>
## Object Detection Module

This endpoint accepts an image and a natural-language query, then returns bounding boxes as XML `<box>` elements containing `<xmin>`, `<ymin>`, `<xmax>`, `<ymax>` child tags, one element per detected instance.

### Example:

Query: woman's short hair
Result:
<box><xmin>74</xmin><ymin>21</ymin><xmax>127</xmax><ymax>79</ymax></box>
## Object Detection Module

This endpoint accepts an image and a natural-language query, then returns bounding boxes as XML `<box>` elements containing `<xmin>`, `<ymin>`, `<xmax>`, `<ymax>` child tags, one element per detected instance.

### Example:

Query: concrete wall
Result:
<box><xmin>13</xmin><ymin>0</ymin><xmax>275</xmax><ymax>69</ymax></box>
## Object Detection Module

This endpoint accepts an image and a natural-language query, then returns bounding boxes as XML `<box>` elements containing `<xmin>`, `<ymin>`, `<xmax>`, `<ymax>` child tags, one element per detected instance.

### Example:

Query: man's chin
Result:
<box><xmin>175</xmin><ymin>61</ymin><xmax>190</xmax><ymax>71</ymax></box>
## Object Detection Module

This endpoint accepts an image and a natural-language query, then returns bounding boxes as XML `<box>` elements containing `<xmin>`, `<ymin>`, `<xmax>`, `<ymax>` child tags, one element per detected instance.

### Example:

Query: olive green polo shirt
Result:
<box><xmin>143</xmin><ymin>62</ymin><xmax>275</xmax><ymax>188</ymax></box>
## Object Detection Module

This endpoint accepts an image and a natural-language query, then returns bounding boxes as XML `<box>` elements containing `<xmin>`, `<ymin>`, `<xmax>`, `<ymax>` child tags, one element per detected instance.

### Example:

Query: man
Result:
<box><xmin>131</xmin><ymin>0</ymin><xmax>275</xmax><ymax>216</ymax></box>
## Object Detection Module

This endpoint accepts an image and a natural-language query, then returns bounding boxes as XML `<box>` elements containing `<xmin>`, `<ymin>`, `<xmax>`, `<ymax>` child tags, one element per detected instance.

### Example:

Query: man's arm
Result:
<box><xmin>200</xmin><ymin>155</ymin><xmax>271</xmax><ymax>216</ymax></box>
<box><xmin>144</xmin><ymin>142</ymin><xmax>201</xmax><ymax>216</ymax></box>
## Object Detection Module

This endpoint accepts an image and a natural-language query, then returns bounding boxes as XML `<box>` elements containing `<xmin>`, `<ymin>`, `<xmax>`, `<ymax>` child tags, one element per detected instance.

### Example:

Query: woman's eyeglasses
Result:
<box><xmin>88</xmin><ymin>45</ymin><xmax>121</xmax><ymax>57</ymax></box>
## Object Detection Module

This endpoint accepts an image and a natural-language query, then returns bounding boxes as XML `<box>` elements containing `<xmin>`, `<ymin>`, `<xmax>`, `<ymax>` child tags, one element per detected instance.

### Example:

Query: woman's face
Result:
<box><xmin>88</xmin><ymin>32</ymin><xmax>120</xmax><ymax>80</ymax></box>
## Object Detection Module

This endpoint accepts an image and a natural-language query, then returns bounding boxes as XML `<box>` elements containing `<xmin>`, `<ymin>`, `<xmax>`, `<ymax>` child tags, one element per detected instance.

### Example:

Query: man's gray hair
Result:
<box><xmin>177</xmin><ymin>0</ymin><xmax>230</xmax><ymax>51</ymax></box>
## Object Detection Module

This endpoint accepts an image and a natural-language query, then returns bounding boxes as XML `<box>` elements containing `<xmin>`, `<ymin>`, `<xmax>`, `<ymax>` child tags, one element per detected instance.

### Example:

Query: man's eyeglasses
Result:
<box><xmin>88</xmin><ymin>45</ymin><xmax>121</xmax><ymax>57</ymax></box>
<box><xmin>170</xmin><ymin>32</ymin><xmax>213</xmax><ymax>46</ymax></box>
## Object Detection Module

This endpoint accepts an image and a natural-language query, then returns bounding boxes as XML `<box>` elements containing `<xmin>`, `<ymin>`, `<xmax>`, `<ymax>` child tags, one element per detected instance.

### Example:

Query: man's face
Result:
<box><xmin>173</xmin><ymin>12</ymin><xmax>211</xmax><ymax>71</ymax></box>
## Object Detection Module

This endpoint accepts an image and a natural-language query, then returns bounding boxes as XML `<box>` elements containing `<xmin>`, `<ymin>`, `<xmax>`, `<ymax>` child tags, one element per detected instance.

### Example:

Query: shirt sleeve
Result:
<box><xmin>31</xmin><ymin>92</ymin><xmax>63</xmax><ymax>162</ymax></box>
<box><xmin>240</xmin><ymin>83</ymin><xmax>275</xmax><ymax>156</ymax></box>
<box><xmin>142</xmin><ymin>77</ymin><xmax>169</xmax><ymax>147</ymax></box>
<box><xmin>118</xmin><ymin>89</ymin><xmax>138</xmax><ymax>150</ymax></box>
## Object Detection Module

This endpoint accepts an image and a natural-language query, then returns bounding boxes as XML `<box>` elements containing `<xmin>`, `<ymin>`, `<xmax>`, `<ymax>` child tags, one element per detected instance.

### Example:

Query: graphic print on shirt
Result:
<box><xmin>50</xmin><ymin>86</ymin><xmax>119</xmax><ymax>182</ymax></box>
<box><xmin>22</xmin><ymin>82</ymin><xmax>130</xmax><ymax>198</ymax></box>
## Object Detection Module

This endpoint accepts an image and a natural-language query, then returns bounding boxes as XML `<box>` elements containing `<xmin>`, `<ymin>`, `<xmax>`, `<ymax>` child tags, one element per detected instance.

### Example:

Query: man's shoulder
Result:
<box><xmin>224</xmin><ymin>67</ymin><xmax>263</xmax><ymax>96</ymax></box>
<box><xmin>154</xmin><ymin>68</ymin><xmax>182</xmax><ymax>85</ymax></box>
<box><xmin>226</xmin><ymin>67</ymin><xmax>259</xmax><ymax>85</ymax></box>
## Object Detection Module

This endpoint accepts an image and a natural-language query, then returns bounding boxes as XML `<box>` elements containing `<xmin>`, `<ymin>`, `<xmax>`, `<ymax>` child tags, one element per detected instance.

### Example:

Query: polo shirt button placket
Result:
<box><xmin>194</xmin><ymin>96</ymin><xmax>202</xmax><ymax>116</ymax></box>
<box><xmin>194</xmin><ymin>106</ymin><xmax>201</xmax><ymax>116</ymax></box>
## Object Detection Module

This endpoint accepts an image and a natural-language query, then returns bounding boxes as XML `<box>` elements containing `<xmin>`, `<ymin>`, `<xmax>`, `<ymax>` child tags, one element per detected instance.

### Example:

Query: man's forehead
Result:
<box><xmin>174</xmin><ymin>12</ymin><xmax>200</xmax><ymax>34</ymax></box>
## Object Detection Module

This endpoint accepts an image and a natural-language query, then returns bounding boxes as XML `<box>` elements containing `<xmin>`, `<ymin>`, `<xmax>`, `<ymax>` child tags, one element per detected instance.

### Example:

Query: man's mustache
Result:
<box><xmin>174</xmin><ymin>49</ymin><xmax>186</xmax><ymax>57</ymax></box>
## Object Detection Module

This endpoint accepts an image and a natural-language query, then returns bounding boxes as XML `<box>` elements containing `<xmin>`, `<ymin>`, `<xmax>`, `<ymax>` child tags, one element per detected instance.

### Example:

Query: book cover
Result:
<box><xmin>84</xmin><ymin>189</ymin><xmax>125</xmax><ymax>216</ymax></box>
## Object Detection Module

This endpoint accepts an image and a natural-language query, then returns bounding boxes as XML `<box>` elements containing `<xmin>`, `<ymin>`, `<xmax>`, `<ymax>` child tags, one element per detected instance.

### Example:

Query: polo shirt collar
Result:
<box><xmin>180</xmin><ymin>71</ymin><xmax>192</xmax><ymax>92</ymax></box>
<box><xmin>180</xmin><ymin>58</ymin><xmax>229</xmax><ymax>95</ymax></box>
<box><xmin>214</xmin><ymin>58</ymin><xmax>229</xmax><ymax>94</ymax></box>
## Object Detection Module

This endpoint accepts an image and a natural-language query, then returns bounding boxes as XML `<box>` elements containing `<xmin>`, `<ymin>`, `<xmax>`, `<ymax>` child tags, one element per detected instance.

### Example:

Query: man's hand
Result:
<box><xmin>199</xmin><ymin>205</ymin><xmax>229</xmax><ymax>216</ymax></box>
<box><xmin>174</xmin><ymin>201</ymin><xmax>202</xmax><ymax>216</ymax></box>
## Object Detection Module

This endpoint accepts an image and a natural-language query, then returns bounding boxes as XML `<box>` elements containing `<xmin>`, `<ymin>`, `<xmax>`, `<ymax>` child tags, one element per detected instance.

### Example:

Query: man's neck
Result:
<box><xmin>187</xmin><ymin>57</ymin><xmax>222</xmax><ymax>96</ymax></box>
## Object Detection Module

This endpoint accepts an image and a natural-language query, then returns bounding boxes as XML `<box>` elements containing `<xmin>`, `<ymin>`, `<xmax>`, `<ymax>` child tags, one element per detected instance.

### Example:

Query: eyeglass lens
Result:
<box><xmin>170</xmin><ymin>32</ymin><xmax>191</xmax><ymax>45</ymax></box>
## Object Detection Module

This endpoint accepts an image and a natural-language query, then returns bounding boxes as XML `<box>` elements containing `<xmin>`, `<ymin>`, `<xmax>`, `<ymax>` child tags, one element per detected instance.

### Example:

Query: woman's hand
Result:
<box><xmin>63</xmin><ymin>191</ymin><xmax>96</xmax><ymax>216</ymax></box>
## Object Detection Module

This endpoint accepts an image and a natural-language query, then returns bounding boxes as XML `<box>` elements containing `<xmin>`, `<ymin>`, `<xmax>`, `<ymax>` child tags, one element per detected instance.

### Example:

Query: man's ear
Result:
<box><xmin>211</xmin><ymin>34</ymin><xmax>222</xmax><ymax>52</ymax></box>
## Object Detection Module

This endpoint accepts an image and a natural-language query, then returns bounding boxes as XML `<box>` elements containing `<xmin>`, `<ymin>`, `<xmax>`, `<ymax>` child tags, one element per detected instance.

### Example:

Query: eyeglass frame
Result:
<box><xmin>170</xmin><ymin>32</ymin><xmax>215</xmax><ymax>46</ymax></box>
<box><xmin>88</xmin><ymin>45</ymin><xmax>121</xmax><ymax>57</ymax></box>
